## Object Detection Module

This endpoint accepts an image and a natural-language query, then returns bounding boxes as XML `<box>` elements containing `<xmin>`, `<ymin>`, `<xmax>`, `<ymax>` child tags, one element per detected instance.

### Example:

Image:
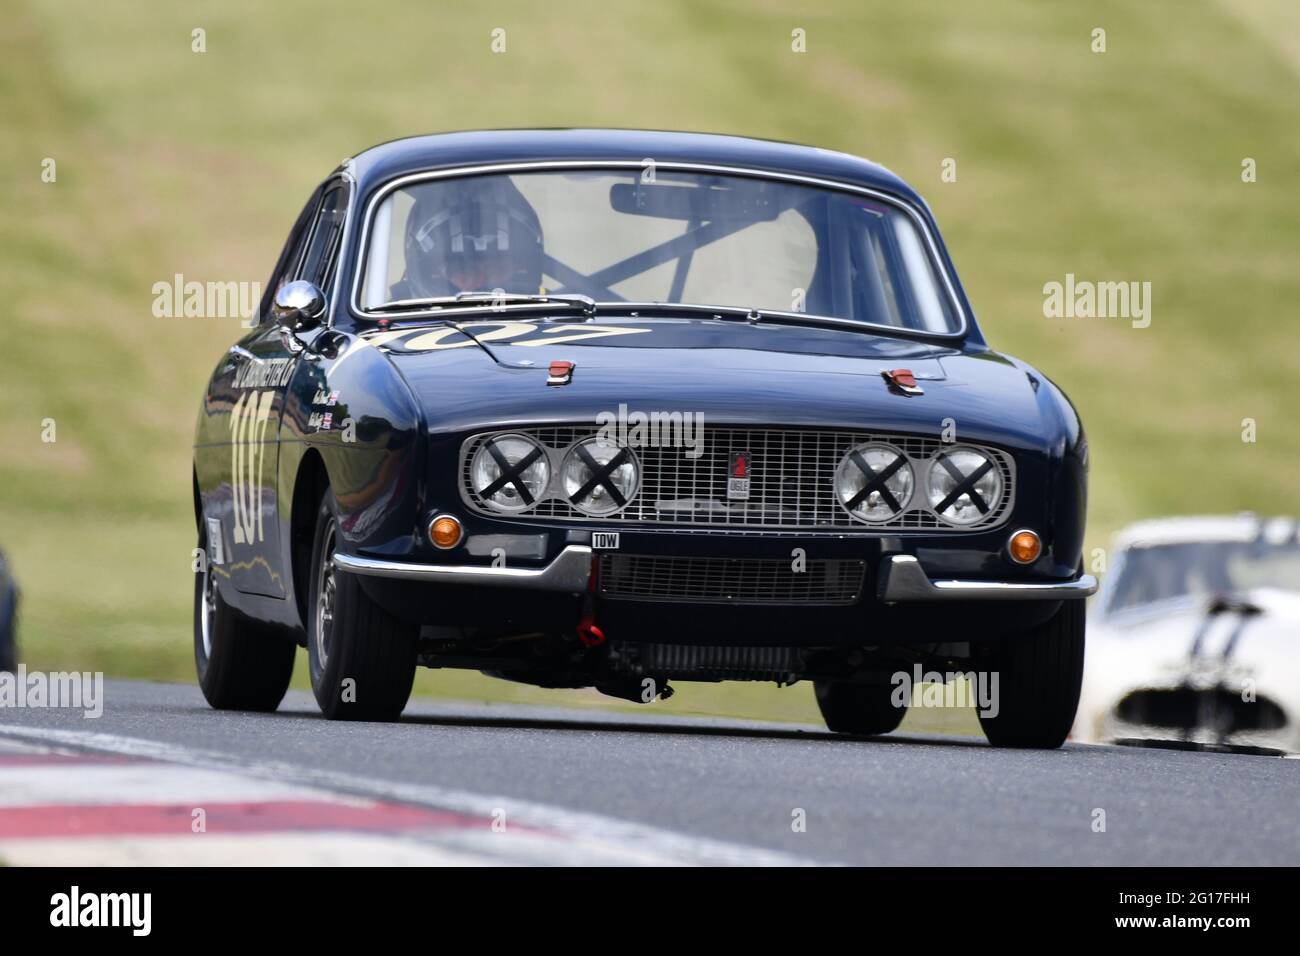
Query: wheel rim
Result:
<box><xmin>315</xmin><ymin>522</ymin><xmax>337</xmax><ymax>666</ymax></box>
<box><xmin>200</xmin><ymin>556</ymin><xmax>217</xmax><ymax>659</ymax></box>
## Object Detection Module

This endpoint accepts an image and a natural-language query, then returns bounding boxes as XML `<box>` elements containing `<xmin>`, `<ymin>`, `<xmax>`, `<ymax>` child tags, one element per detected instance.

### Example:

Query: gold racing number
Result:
<box><xmin>230</xmin><ymin>390</ymin><xmax>276</xmax><ymax>545</ymax></box>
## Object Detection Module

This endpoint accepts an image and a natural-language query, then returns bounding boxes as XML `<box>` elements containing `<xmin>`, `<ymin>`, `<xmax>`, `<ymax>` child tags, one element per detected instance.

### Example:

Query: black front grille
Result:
<box><xmin>1116</xmin><ymin>688</ymin><xmax>1287</xmax><ymax>733</ymax></box>
<box><xmin>460</xmin><ymin>425</ymin><xmax>1015</xmax><ymax>532</ymax></box>
<box><xmin>598</xmin><ymin>554</ymin><xmax>865</xmax><ymax>606</ymax></box>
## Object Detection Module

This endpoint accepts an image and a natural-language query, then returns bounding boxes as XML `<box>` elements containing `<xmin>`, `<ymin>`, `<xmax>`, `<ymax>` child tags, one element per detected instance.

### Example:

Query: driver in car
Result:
<box><xmin>392</xmin><ymin>179</ymin><xmax>545</xmax><ymax>300</ymax></box>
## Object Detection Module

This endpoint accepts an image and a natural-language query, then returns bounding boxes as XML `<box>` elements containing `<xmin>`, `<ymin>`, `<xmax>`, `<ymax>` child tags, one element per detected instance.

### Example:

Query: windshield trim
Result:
<box><xmin>347</xmin><ymin>160</ymin><xmax>970</xmax><ymax>340</ymax></box>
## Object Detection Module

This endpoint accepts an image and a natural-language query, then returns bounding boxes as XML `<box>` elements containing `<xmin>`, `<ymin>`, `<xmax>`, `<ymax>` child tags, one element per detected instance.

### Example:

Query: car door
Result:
<box><xmin>223</xmin><ymin>181</ymin><xmax>350</xmax><ymax>597</ymax></box>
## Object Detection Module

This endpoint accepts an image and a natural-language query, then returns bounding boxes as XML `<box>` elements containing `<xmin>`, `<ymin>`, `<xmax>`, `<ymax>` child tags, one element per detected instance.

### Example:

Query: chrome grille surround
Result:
<box><xmin>459</xmin><ymin>426</ymin><xmax>1015</xmax><ymax>532</ymax></box>
<box><xmin>599</xmin><ymin>554</ymin><xmax>865</xmax><ymax>606</ymax></box>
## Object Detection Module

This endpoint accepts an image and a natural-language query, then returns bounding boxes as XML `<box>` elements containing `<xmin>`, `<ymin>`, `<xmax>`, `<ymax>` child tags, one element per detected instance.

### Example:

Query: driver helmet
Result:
<box><xmin>403</xmin><ymin>178</ymin><xmax>544</xmax><ymax>298</ymax></box>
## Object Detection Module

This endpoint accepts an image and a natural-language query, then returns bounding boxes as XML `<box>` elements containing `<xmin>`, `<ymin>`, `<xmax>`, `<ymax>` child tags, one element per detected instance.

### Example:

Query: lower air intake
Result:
<box><xmin>610</xmin><ymin>642</ymin><xmax>805</xmax><ymax>681</ymax></box>
<box><xmin>598</xmin><ymin>554</ymin><xmax>864</xmax><ymax>606</ymax></box>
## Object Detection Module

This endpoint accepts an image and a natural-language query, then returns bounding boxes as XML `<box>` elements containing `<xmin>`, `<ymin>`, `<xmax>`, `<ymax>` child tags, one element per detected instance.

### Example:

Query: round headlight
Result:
<box><xmin>835</xmin><ymin>443</ymin><xmax>914</xmax><ymax>522</ymax></box>
<box><xmin>927</xmin><ymin>447</ymin><xmax>1002</xmax><ymax>526</ymax></box>
<box><xmin>561</xmin><ymin>438</ymin><xmax>638</xmax><ymax>515</ymax></box>
<box><xmin>470</xmin><ymin>434</ymin><xmax>551</xmax><ymax>513</ymax></box>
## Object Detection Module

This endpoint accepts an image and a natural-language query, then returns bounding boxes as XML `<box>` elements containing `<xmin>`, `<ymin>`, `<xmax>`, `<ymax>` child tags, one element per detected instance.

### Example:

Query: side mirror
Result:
<box><xmin>272</xmin><ymin>280</ymin><xmax>326</xmax><ymax>333</ymax></box>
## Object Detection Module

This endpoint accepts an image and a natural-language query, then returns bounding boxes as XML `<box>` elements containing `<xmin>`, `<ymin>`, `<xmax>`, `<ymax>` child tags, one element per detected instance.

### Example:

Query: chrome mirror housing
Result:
<box><xmin>272</xmin><ymin>280</ymin><xmax>326</xmax><ymax>332</ymax></box>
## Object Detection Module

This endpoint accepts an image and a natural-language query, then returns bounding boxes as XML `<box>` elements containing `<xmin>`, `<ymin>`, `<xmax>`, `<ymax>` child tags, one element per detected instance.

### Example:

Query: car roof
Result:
<box><xmin>1113</xmin><ymin>514</ymin><xmax>1299</xmax><ymax>550</ymax></box>
<box><xmin>344</xmin><ymin>128</ymin><xmax>927</xmax><ymax>207</ymax></box>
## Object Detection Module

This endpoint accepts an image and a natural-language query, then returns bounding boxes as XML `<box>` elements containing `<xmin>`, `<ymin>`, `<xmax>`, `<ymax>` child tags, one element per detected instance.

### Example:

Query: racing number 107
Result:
<box><xmin>230</xmin><ymin>390</ymin><xmax>275</xmax><ymax>545</ymax></box>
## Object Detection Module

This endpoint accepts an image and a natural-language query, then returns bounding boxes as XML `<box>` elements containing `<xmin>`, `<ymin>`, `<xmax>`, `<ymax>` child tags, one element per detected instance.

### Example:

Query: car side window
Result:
<box><xmin>297</xmin><ymin>184</ymin><xmax>350</xmax><ymax>292</ymax></box>
<box><xmin>258</xmin><ymin>188</ymin><xmax>322</xmax><ymax>323</ymax></box>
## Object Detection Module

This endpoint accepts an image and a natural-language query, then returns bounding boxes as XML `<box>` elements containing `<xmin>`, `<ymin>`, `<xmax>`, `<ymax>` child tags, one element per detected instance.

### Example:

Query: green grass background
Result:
<box><xmin>1</xmin><ymin>0</ymin><xmax>1297</xmax><ymax>730</ymax></box>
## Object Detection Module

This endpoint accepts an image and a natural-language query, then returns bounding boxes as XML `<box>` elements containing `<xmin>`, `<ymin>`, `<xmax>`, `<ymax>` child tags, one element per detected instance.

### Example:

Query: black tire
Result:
<box><xmin>194</xmin><ymin>525</ymin><xmax>296</xmax><ymax>711</ymax></box>
<box><xmin>975</xmin><ymin>599</ymin><xmax>1085</xmax><ymax>749</ymax></box>
<box><xmin>307</xmin><ymin>491</ymin><xmax>418</xmax><ymax>721</ymax></box>
<box><xmin>814</xmin><ymin>680</ymin><xmax>908</xmax><ymax>735</ymax></box>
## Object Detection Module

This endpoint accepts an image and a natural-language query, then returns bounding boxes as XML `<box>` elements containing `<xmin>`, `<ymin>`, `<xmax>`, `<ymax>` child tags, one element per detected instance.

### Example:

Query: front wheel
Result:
<box><xmin>815</xmin><ymin>680</ymin><xmax>908</xmax><ymax>736</ymax></box>
<box><xmin>975</xmin><ymin>599</ymin><xmax>1085</xmax><ymax>749</ymax></box>
<box><xmin>307</xmin><ymin>493</ymin><xmax>418</xmax><ymax>721</ymax></box>
<box><xmin>194</xmin><ymin>525</ymin><xmax>296</xmax><ymax>711</ymax></box>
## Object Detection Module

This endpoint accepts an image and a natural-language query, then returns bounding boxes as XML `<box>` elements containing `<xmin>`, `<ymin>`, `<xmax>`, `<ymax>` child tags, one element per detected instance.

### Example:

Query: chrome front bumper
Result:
<box><xmin>334</xmin><ymin>545</ymin><xmax>593</xmax><ymax>592</ymax></box>
<box><xmin>334</xmin><ymin>547</ymin><xmax>1098</xmax><ymax>602</ymax></box>
<box><xmin>877</xmin><ymin>554</ymin><xmax>1098</xmax><ymax>602</ymax></box>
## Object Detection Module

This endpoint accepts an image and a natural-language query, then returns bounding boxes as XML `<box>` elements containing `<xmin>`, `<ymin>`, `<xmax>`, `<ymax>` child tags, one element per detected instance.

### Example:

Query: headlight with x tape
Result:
<box><xmin>926</xmin><ymin>446</ymin><xmax>1003</xmax><ymax>526</ymax></box>
<box><xmin>834</xmin><ymin>442</ymin><xmax>915</xmax><ymax>523</ymax></box>
<box><xmin>469</xmin><ymin>433</ymin><xmax>552</xmax><ymax>513</ymax></box>
<box><xmin>561</xmin><ymin>438</ymin><xmax>640</xmax><ymax>516</ymax></box>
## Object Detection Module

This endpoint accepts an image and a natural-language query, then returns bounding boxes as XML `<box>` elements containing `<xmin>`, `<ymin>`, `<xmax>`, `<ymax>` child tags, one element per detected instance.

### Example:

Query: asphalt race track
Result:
<box><xmin>1</xmin><ymin>680</ymin><xmax>1297</xmax><ymax>866</ymax></box>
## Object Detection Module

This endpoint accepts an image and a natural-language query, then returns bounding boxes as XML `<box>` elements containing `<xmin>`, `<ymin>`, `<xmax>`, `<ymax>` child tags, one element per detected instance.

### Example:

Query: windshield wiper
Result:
<box><xmin>370</xmin><ymin>292</ymin><xmax>597</xmax><ymax>318</ymax></box>
<box><xmin>741</xmin><ymin>309</ymin><xmax>891</xmax><ymax>334</ymax></box>
<box><xmin>370</xmin><ymin>294</ymin><xmax>927</xmax><ymax>341</ymax></box>
<box><xmin>593</xmin><ymin>301</ymin><xmax>883</xmax><ymax>335</ymax></box>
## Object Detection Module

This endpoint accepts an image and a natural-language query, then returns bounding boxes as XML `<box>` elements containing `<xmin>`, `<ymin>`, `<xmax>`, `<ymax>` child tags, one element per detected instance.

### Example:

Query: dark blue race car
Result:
<box><xmin>192</xmin><ymin>130</ymin><xmax>1095</xmax><ymax>747</ymax></box>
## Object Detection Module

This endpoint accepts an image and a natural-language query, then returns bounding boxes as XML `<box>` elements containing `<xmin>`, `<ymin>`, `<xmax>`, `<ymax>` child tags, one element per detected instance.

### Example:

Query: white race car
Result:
<box><xmin>1074</xmin><ymin>515</ymin><xmax>1300</xmax><ymax>755</ymax></box>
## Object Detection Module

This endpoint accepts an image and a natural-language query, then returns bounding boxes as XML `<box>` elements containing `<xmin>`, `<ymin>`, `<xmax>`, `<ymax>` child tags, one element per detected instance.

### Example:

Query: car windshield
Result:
<box><xmin>1107</xmin><ymin>539</ymin><xmax>1300</xmax><ymax>613</ymax></box>
<box><xmin>357</xmin><ymin>169</ymin><xmax>961</xmax><ymax>332</ymax></box>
